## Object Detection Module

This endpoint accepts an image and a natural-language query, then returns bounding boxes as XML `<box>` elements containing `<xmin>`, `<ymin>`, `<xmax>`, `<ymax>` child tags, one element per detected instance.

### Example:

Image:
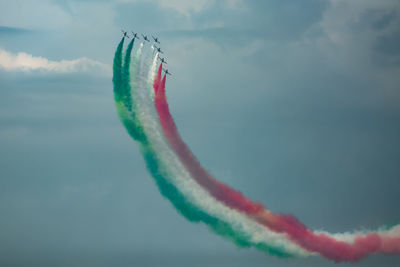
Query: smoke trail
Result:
<box><xmin>113</xmin><ymin>39</ymin><xmax>400</xmax><ymax>262</ymax></box>
<box><xmin>148</xmin><ymin>52</ymin><xmax>159</xmax><ymax>100</ymax></box>
<box><xmin>152</xmin><ymin>64</ymin><xmax>400</xmax><ymax>262</ymax></box>
<box><xmin>121</xmin><ymin>38</ymin><xmax>135</xmax><ymax>111</ymax></box>
<box><xmin>133</xmin><ymin>52</ymin><xmax>310</xmax><ymax>258</ymax></box>
<box><xmin>113</xmin><ymin>39</ymin><xmax>311</xmax><ymax>258</ymax></box>
<box><xmin>112</xmin><ymin>37</ymin><xmax>140</xmax><ymax>140</ymax></box>
<box><xmin>112</xmin><ymin>37</ymin><xmax>124</xmax><ymax>102</ymax></box>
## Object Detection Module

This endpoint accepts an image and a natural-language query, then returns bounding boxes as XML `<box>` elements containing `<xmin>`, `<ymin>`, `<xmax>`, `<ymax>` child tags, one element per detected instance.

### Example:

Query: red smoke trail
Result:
<box><xmin>152</xmin><ymin>64</ymin><xmax>400</xmax><ymax>262</ymax></box>
<box><xmin>154</xmin><ymin>64</ymin><xmax>264</xmax><ymax>214</ymax></box>
<box><xmin>153</xmin><ymin>63</ymin><xmax>162</xmax><ymax>95</ymax></box>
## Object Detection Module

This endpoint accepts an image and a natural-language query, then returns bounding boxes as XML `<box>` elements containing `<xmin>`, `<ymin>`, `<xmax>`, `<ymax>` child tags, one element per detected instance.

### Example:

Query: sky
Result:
<box><xmin>1</xmin><ymin>0</ymin><xmax>400</xmax><ymax>266</ymax></box>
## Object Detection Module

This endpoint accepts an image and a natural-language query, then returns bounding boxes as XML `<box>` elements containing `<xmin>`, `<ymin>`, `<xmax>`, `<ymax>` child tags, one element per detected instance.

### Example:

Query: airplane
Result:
<box><xmin>158</xmin><ymin>56</ymin><xmax>167</xmax><ymax>64</ymax></box>
<box><xmin>153</xmin><ymin>45</ymin><xmax>163</xmax><ymax>54</ymax></box>
<box><xmin>152</xmin><ymin>35</ymin><xmax>160</xmax><ymax>44</ymax></box>
<box><xmin>142</xmin><ymin>34</ymin><xmax>150</xmax><ymax>42</ymax></box>
<box><xmin>131</xmin><ymin>31</ymin><xmax>140</xmax><ymax>40</ymax></box>
<box><xmin>121</xmin><ymin>30</ymin><xmax>129</xmax><ymax>38</ymax></box>
<box><xmin>163</xmin><ymin>69</ymin><xmax>172</xmax><ymax>75</ymax></box>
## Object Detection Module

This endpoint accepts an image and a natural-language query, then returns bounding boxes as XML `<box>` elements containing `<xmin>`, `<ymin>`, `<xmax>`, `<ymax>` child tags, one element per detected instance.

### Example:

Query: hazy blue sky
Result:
<box><xmin>1</xmin><ymin>0</ymin><xmax>400</xmax><ymax>266</ymax></box>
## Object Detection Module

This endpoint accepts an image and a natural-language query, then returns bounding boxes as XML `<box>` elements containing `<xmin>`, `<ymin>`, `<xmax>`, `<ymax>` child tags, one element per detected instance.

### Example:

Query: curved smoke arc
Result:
<box><xmin>113</xmin><ymin>38</ymin><xmax>400</xmax><ymax>262</ymax></box>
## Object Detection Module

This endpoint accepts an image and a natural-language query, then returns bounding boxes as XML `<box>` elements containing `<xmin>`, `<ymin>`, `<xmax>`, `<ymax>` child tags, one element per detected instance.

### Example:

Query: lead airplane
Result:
<box><xmin>121</xmin><ymin>30</ymin><xmax>129</xmax><ymax>38</ymax></box>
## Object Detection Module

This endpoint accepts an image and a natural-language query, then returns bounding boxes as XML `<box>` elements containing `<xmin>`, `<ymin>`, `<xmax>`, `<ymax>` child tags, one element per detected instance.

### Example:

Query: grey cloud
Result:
<box><xmin>114</xmin><ymin>1</ymin><xmax>181</xmax><ymax>33</ymax></box>
<box><xmin>355</xmin><ymin>9</ymin><xmax>400</xmax><ymax>66</ymax></box>
<box><xmin>159</xmin><ymin>26</ymin><xmax>319</xmax><ymax>49</ymax></box>
<box><xmin>113</xmin><ymin>0</ymin><xmax>330</xmax><ymax>49</ymax></box>
<box><xmin>0</xmin><ymin>26</ymin><xmax>35</xmax><ymax>35</ymax></box>
<box><xmin>368</xmin><ymin>9</ymin><xmax>397</xmax><ymax>30</ymax></box>
<box><xmin>374</xmin><ymin>24</ymin><xmax>400</xmax><ymax>66</ymax></box>
<box><xmin>190</xmin><ymin>0</ymin><xmax>329</xmax><ymax>40</ymax></box>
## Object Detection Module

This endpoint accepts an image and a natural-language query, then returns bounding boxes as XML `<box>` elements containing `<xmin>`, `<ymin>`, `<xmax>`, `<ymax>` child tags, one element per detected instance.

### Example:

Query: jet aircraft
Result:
<box><xmin>121</xmin><ymin>30</ymin><xmax>129</xmax><ymax>38</ymax></box>
<box><xmin>158</xmin><ymin>56</ymin><xmax>167</xmax><ymax>64</ymax></box>
<box><xmin>131</xmin><ymin>31</ymin><xmax>140</xmax><ymax>40</ymax></box>
<box><xmin>154</xmin><ymin>46</ymin><xmax>163</xmax><ymax>54</ymax></box>
<box><xmin>142</xmin><ymin>34</ymin><xmax>150</xmax><ymax>42</ymax></box>
<box><xmin>152</xmin><ymin>35</ymin><xmax>160</xmax><ymax>44</ymax></box>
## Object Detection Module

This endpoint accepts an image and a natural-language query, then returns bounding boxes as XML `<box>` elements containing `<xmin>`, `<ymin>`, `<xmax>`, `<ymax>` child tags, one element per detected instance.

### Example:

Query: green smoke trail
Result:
<box><xmin>113</xmin><ymin>38</ymin><xmax>141</xmax><ymax>142</ymax></box>
<box><xmin>121</xmin><ymin>38</ymin><xmax>135</xmax><ymax>112</ymax></box>
<box><xmin>112</xmin><ymin>40</ymin><xmax>296</xmax><ymax>258</ymax></box>
<box><xmin>112</xmin><ymin>37</ymin><xmax>124</xmax><ymax>101</ymax></box>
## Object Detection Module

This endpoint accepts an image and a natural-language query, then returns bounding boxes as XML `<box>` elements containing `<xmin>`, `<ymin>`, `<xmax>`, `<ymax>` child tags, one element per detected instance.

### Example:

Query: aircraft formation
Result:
<box><xmin>121</xmin><ymin>30</ymin><xmax>172</xmax><ymax>76</ymax></box>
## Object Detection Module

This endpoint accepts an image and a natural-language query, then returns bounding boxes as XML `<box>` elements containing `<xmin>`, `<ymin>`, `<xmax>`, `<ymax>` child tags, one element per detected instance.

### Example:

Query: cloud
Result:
<box><xmin>157</xmin><ymin>0</ymin><xmax>214</xmax><ymax>16</ymax></box>
<box><xmin>157</xmin><ymin>0</ymin><xmax>244</xmax><ymax>16</ymax></box>
<box><xmin>117</xmin><ymin>0</ymin><xmax>243</xmax><ymax>16</ymax></box>
<box><xmin>308</xmin><ymin>0</ymin><xmax>400</xmax><ymax>95</ymax></box>
<box><xmin>0</xmin><ymin>48</ymin><xmax>110</xmax><ymax>74</ymax></box>
<box><xmin>0</xmin><ymin>26</ymin><xmax>34</xmax><ymax>35</ymax></box>
<box><xmin>0</xmin><ymin>0</ymin><xmax>71</xmax><ymax>30</ymax></box>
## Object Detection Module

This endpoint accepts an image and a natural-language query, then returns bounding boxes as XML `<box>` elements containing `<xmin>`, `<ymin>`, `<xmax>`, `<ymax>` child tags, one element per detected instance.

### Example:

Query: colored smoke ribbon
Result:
<box><xmin>113</xmin><ymin>37</ymin><xmax>310</xmax><ymax>258</ymax></box>
<box><xmin>113</xmin><ymin>37</ymin><xmax>400</xmax><ymax>262</ymax></box>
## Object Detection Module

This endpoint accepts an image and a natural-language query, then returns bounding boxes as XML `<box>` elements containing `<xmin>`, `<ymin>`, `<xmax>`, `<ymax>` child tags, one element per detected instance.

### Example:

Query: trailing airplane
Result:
<box><xmin>121</xmin><ymin>30</ymin><xmax>129</xmax><ymax>38</ymax></box>
<box><xmin>142</xmin><ymin>34</ymin><xmax>150</xmax><ymax>42</ymax></box>
<box><xmin>154</xmin><ymin>45</ymin><xmax>163</xmax><ymax>54</ymax></box>
<box><xmin>158</xmin><ymin>56</ymin><xmax>167</xmax><ymax>64</ymax></box>
<box><xmin>152</xmin><ymin>35</ymin><xmax>160</xmax><ymax>44</ymax></box>
<box><xmin>163</xmin><ymin>69</ymin><xmax>172</xmax><ymax>75</ymax></box>
<box><xmin>131</xmin><ymin>31</ymin><xmax>140</xmax><ymax>40</ymax></box>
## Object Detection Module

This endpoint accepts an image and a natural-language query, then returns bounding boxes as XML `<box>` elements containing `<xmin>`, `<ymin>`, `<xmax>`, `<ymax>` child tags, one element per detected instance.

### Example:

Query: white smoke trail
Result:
<box><xmin>148</xmin><ymin>52</ymin><xmax>159</xmax><ymax>101</ymax></box>
<box><xmin>317</xmin><ymin>225</ymin><xmax>400</xmax><ymax>243</ymax></box>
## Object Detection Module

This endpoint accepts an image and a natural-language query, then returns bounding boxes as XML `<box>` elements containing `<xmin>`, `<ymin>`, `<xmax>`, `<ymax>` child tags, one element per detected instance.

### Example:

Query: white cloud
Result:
<box><xmin>117</xmin><ymin>0</ymin><xmax>243</xmax><ymax>16</ymax></box>
<box><xmin>0</xmin><ymin>0</ymin><xmax>71</xmax><ymax>30</ymax></box>
<box><xmin>158</xmin><ymin>0</ymin><xmax>214</xmax><ymax>16</ymax></box>
<box><xmin>224</xmin><ymin>0</ymin><xmax>245</xmax><ymax>10</ymax></box>
<box><xmin>0</xmin><ymin>48</ymin><xmax>109</xmax><ymax>74</ymax></box>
